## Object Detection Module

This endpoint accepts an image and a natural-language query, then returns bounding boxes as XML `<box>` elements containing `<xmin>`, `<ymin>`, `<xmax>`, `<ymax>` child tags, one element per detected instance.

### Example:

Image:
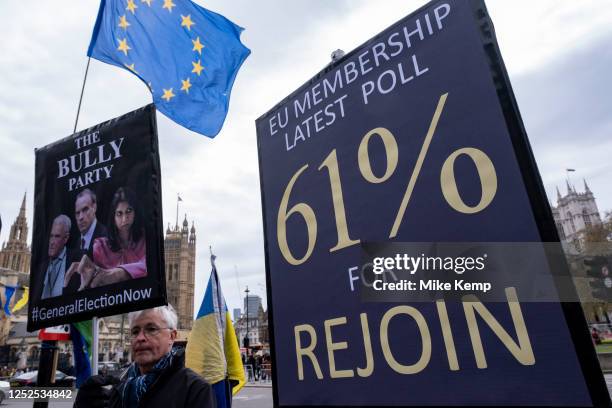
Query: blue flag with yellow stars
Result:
<box><xmin>87</xmin><ymin>0</ymin><xmax>250</xmax><ymax>137</ymax></box>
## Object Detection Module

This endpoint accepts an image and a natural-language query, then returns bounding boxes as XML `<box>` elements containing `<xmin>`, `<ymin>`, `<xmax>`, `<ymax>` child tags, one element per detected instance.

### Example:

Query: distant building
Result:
<box><xmin>233</xmin><ymin>308</ymin><xmax>241</xmax><ymax>322</ymax></box>
<box><xmin>552</xmin><ymin>180</ymin><xmax>612</xmax><ymax>325</ymax></box>
<box><xmin>552</xmin><ymin>180</ymin><xmax>602</xmax><ymax>251</ymax></box>
<box><xmin>0</xmin><ymin>194</ymin><xmax>31</xmax><ymax>346</ymax></box>
<box><xmin>164</xmin><ymin>215</ymin><xmax>196</xmax><ymax>330</ymax></box>
<box><xmin>0</xmin><ymin>193</ymin><xmax>31</xmax><ymax>274</ymax></box>
<box><xmin>244</xmin><ymin>294</ymin><xmax>262</xmax><ymax>319</ymax></box>
<box><xmin>97</xmin><ymin>315</ymin><xmax>131</xmax><ymax>364</ymax></box>
<box><xmin>234</xmin><ymin>303</ymin><xmax>267</xmax><ymax>349</ymax></box>
<box><xmin>1</xmin><ymin>322</ymin><xmax>41</xmax><ymax>370</ymax></box>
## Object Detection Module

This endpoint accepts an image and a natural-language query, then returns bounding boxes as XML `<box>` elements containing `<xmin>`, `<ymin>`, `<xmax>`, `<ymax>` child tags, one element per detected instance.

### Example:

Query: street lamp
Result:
<box><xmin>243</xmin><ymin>286</ymin><xmax>250</xmax><ymax>349</ymax></box>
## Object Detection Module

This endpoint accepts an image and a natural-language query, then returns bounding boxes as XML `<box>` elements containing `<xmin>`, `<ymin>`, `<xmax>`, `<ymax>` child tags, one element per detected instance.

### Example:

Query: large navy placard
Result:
<box><xmin>256</xmin><ymin>0</ymin><xmax>606</xmax><ymax>406</ymax></box>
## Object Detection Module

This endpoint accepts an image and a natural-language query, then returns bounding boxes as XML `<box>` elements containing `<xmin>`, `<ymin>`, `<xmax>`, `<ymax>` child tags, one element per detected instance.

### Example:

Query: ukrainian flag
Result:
<box><xmin>11</xmin><ymin>286</ymin><xmax>28</xmax><ymax>314</ymax></box>
<box><xmin>186</xmin><ymin>255</ymin><xmax>245</xmax><ymax>402</ymax></box>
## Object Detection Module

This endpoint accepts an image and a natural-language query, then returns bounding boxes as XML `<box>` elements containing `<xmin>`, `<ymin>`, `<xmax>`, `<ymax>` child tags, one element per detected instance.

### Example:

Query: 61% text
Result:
<box><xmin>277</xmin><ymin>93</ymin><xmax>498</xmax><ymax>266</ymax></box>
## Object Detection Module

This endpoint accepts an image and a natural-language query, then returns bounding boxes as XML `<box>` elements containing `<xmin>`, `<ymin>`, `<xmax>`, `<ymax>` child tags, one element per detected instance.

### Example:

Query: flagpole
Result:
<box><xmin>73</xmin><ymin>57</ymin><xmax>91</xmax><ymax>133</ymax></box>
<box><xmin>566</xmin><ymin>168</ymin><xmax>576</xmax><ymax>191</ymax></box>
<box><xmin>92</xmin><ymin>316</ymin><xmax>99</xmax><ymax>375</ymax></box>
<box><xmin>176</xmin><ymin>194</ymin><xmax>181</xmax><ymax>229</ymax></box>
<box><xmin>208</xmin><ymin>247</ymin><xmax>228</xmax><ymax>375</ymax></box>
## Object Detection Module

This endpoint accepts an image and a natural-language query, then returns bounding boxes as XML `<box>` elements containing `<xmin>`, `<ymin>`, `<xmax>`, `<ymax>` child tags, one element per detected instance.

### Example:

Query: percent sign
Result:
<box><xmin>277</xmin><ymin>93</ymin><xmax>498</xmax><ymax>266</ymax></box>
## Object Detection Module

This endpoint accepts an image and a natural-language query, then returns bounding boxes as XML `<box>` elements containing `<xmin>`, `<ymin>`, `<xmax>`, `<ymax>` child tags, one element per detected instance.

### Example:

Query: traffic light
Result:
<box><xmin>584</xmin><ymin>256</ymin><xmax>612</xmax><ymax>302</ymax></box>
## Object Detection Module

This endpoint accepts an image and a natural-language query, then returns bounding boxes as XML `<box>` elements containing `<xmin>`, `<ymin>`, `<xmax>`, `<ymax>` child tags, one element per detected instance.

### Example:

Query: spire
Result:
<box><xmin>566</xmin><ymin>179</ymin><xmax>573</xmax><ymax>195</ymax></box>
<box><xmin>556</xmin><ymin>186</ymin><xmax>561</xmax><ymax>201</ymax></box>
<box><xmin>583</xmin><ymin>178</ymin><xmax>591</xmax><ymax>193</ymax></box>
<box><xmin>19</xmin><ymin>192</ymin><xmax>26</xmax><ymax>218</ymax></box>
<box><xmin>182</xmin><ymin>213</ymin><xmax>189</xmax><ymax>235</ymax></box>
<box><xmin>189</xmin><ymin>221</ymin><xmax>196</xmax><ymax>244</ymax></box>
<box><xmin>6</xmin><ymin>191</ymin><xmax>30</xmax><ymax>246</ymax></box>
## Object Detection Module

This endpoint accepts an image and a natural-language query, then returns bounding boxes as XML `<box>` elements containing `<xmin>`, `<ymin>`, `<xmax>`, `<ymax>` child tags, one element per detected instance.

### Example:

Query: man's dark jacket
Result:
<box><xmin>108</xmin><ymin>349</ymin><xmax>215</xmax><ymax>408</ymax></box>
<box><xmin>74</xmin><ymin>221</ymin><xmax>108</xmax><ymax>258</ymax></box>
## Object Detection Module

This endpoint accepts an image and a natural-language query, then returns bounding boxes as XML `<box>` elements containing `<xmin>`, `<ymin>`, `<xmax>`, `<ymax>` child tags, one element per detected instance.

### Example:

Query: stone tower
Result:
<box><xmin>552</xmin><ymin>179</ymin><xmax>601</xmax><ymax>245</ymax></box>
<box><xmin>0</xmin><ymin>193</ymin><xmax>31</xmax><ymax>342</ymax></box>
<box><xmin>164</xmin><ymin>215</ymin><xmax>196</xmax><ymax>330</ymax></box>
<box><xmin>0</xmin><ymin>193</ymin><xmax>31</xmax><ymax>273</ymax></box>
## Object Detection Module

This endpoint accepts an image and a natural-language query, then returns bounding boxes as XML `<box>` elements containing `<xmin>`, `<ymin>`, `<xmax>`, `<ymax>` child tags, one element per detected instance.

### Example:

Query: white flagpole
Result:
<box><xmin>92</xmin><ymin>317</ymin><xmax>99</xmax><ymax>375</ymax></box>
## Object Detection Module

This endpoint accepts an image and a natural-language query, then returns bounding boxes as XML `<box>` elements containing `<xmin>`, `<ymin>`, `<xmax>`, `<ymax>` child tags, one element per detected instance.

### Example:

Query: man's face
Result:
<box><xmin>48</xmin><ymin>223</ymin><xmax>68</xmax><ymax>258</ymax></box>
<box><xmin>130</xmin><ymin>310</ymin><xmax>176</xmax><ymax>372</ymax></box>
<box><xmin>75</xmin><ymin>194</ymin><xmax>96</xmax><ymax>234</ymax></box>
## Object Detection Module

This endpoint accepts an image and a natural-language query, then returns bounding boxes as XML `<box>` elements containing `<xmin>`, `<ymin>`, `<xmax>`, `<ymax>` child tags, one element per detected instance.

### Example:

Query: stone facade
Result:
<box><xmin>164</xmin><ymin>216</ymin><xmax>196</xmax><ymax>330</ymax></box>
<box><xmin>552</xmin><ymin>180</ymin><xmax>601</xmax><ymax>249</ymax></box>
<box><xmin>98</xmin><ymin>315</ymin><xmax>130</xmax><ymax>363</ymax></box>
<box><xmin>0</xmin><ymin>193</ymin><xmax>31</xmax><ymax>274</ymax></box>
<box><xmin>551</xmin><ymin>181</ymin><xmax>611</xmax><ymax>325</ymax></box>
<box><xmin>0</xmin><ymin>195</ymin><xmax>32</xmax><ymax>346</ymax></box>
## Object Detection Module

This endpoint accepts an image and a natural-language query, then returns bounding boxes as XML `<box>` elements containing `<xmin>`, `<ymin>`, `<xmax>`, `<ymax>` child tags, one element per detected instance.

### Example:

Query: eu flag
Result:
<box><xmin>87</xmin><ymin>0</ymin><xmax>250</xmax><ymax>137</ymax></box>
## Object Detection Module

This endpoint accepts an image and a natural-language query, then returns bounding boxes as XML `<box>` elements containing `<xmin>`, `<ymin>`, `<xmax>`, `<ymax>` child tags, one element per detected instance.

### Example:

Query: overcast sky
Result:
<box><xmin>0</xmin><ymin>1</ymin><xmax>611</xmax><ymax>316</ymax></box>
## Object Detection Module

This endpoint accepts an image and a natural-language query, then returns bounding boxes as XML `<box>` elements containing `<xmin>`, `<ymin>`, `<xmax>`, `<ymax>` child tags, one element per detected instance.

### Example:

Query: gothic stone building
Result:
<box><xmin>0</xmin><ymin>194</ymin><xmax>31</xmax><ymax>274</ymax></box>
<box><xmin>552</xmin><ymin>180</ymin><xmax>602</xmax><ymax>249</ymax></box>
<box><xmin>552</xmin><ymin>180</ymin><xmax>612</xmax><ymax>325</ymax></box>
<box><xmin>0</xmin><ymin>194</ymin><xmax>31</xmax><ymax>325</ymax></box>
<box><xmin>0</xmin><ymin>194</ymin><xmax>34</xmax><ymax>363</ymax></box>
<box><xmin>164</xmin><ymin>216</ymin><xmax>196</xmax><ymax>330</ymax></box>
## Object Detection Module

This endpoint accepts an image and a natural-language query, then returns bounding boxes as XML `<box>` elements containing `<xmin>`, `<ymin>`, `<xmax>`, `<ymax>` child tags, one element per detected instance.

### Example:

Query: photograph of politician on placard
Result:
<box><xmin>37</xmin><ymin>186</ymin><xmax>148</xmax><ymax>300</ymax></box>
<box><xmin>63</xmin><ymin>186</ymin><xmax>147</xmax><ymax>291</ymax></box>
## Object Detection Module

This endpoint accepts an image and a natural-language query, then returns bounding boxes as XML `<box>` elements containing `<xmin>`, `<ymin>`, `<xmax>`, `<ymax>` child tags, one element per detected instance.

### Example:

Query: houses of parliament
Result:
<box><xmin>0</xmin><ymin>194</ymin><xmax>197</xmax><ymax>365</ymax></box>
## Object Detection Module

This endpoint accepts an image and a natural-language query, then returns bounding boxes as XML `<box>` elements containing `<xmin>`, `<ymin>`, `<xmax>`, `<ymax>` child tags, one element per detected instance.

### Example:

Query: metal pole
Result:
<box><xmin>176</xmin><ymin>194</ymin><xmax>181</xmax><ymax>229</ymax></box>
<box><xmin>34</xmin><ymin>340</ymin><xmax>58</xmax><ymax>408</ymax></box>
<box><xmin>92</xmin><ymin>317</ymin><xmax>99</xmax><ymax>375</ymax></box>
<box><xmin>73</xmin><ymin>57</ymin><xmax>91</xmax><ymax>133</ymax></box>
<box><xmin>245</xmin><ymin>286</ymin><xmax>250</xmax><ymax>349</ymax></box>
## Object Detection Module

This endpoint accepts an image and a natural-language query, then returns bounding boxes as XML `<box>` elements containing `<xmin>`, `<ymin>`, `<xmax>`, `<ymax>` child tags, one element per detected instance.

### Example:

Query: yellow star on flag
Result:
<box><xmin>124</xmin><ymin>63</ymin><xmax>138</xmax><ymax>73</ymax></box>
<box><xmin>192</xmin><ymin>60</ymin><xmax>204</xmax><ymax>76</ymax></box>
<box><xmin>141</xmin><ymin>0</ymin><xmax>153</xmax><ymax>6</ymax></box>
<box><xmin>162</xmin><ymin>88</ymin><xmax>175</xmax><ymax>101</ymax></box>
<box><xmin>181</xmin><ymin>15</ymin><xmax>196</xmax><ymax>31</ymax></box>
<box><xmin>163</xmin><ymin>0</ymin><xmax>176</xmax><ymax>12</ymax></box>
<box><xmin>126</xmin><ymin>0</ymin><xmax>138</xmax><ymax>14</ymax></box>
<box><xmin>118</xmin><ymin>15</ymin><xmax>130</xmax><ymax>29</ymax></box>
<box><xmin>192</xmin><ymin>37</ymin><xmax>204</xmax><ymax>54</ymax></box>
<box><xmin>117</xmin><ymin>38</ymin><xmax>131</xmax><ymax>56</ymax></box>
<box><xmin>181</xmin><ymin>78</ymin><xmax>192</xmax><ymax>93</ymax></box>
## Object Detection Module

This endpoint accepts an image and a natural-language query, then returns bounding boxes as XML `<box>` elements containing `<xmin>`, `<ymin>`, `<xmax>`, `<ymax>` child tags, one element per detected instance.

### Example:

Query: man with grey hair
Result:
<box><xmin>38</xmin><ymin>215</ymin><xmax>80</xmax><ymax>300</ymax></box>
<box><xmin>75</xmin><ymin>304</ymin><xmax>215</xmax><ymax>408</ymax></box>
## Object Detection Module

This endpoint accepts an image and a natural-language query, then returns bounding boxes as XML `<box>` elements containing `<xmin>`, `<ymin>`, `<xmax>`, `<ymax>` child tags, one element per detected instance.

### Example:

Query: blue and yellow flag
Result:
<box><xmin>11</xmin><ymin>286</ymin><xmax>28</xmax><ymax>313</ymax></box>
<box><xmin>3</xmin><ymin>286</ymin><xmax>16</xmax><ymax>316</ymax></box>
<box><xmin>186</xmin><ymin>255</ymin><xmax>245</xmax><ymax>398</ymax></box>
<box><xmin>87</xmin><ymin>0</ymin><xmax>250</xmax><ymax>137</ymax></box>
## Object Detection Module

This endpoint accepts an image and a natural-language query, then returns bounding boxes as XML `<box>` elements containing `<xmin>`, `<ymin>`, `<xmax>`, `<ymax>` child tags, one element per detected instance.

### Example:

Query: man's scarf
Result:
<box><xmin>121</xmin><ymin>348</ymin><xmax>179</xmax><ymax>407</ymax></box>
